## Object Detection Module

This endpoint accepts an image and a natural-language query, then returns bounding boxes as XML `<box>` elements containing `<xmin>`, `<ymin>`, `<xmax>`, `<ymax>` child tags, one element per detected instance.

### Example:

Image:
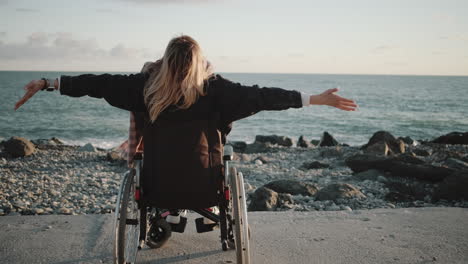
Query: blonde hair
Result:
<box><xmin>144</xmin><ymin>35</ymin><xmax>213</xmax><ymax>122</ymax></box>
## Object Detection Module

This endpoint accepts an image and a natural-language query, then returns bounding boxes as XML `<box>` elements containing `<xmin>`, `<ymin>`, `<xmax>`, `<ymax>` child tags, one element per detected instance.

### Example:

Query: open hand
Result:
<box><xmin>310</xmin><ymin>88</ymin><xmax>358</xmax><ymax>111</ymax></box>
<box><xmin>14</xmin><ymin>80</ymin><xmax>45</xmax><ymax>110</ymax></box>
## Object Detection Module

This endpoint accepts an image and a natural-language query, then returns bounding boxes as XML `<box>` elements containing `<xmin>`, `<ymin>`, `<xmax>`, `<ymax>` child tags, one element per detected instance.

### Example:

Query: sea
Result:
<box><xmin>1</xmin><ymin>71</ymin><xmax>467</xmax><ymax>148</ymax></box>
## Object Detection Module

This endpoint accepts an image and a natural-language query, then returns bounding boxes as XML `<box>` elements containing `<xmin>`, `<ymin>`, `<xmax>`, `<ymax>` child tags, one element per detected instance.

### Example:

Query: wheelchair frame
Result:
<box><xmin>113</xmin><ymin>145</ymin><xmax>250</xmax><ymax>264</ymax></box>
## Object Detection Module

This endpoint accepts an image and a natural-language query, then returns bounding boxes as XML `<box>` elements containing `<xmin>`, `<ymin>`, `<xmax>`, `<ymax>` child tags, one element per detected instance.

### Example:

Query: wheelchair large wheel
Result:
<box><xmin>114</xmin><ymin>171</ymin><xmax>140</xmax><ymax>264</ymax></box>
<box><xmin>229</xmin><ymin>167</ymin><xmax>251</xmax><ymax>264</ymax></box>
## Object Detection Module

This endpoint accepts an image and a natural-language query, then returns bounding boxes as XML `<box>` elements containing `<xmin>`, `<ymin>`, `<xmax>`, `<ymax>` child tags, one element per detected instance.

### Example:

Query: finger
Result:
<box><xmin>14</xmin><ymin>97</ymin><xmax>27</xmax><ymax>110</ymax></box>
<box><xmin>339</xmin><ymin>101</ymin><xmax>358</xmax><ymax>108</ymax></box>
<box><xmin>23</xmin><ymin>81</ymin><xmax>35</xmax><ymax>91</ymax></box>
<box><xmin>14</xmin><ymin>92</ymin><xmax>34</xmax><ymax>110</ymax></box>
<box><xmin>337</xmin><ymin>104</ymin><xmax>357</xmax><ymax>111</ymax></box>
<box><xmin>335</xmin><ymin>95</ymin><xmax>355</xmax><ymax>103</ymax></box>
<box><xmin>326</xmin><ymin>88</ymin><xmax>339</xmax><ymax>95</ymax></box>
<box><xmin>337</xmin><ymin>105</ymin><xmax>356</xmax><ymax>111</ymax></box>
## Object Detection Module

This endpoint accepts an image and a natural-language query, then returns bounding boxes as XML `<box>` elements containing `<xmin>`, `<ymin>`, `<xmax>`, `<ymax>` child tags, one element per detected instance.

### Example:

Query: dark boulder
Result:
<box><xmin>248</xmin><ymin>187</ymin><xmax>279</xmax><ymax>211</ymax></box>
<box><xmin>345</xmin><ymin>153</ymin><xmax>454</xmax><ymax>182</ymax></box>
<box><xmin>315</xmin><ymin>183</ymin><xmax>366</xmax><ymax>201</ymax></box>
<box><xmin>301</xmin><ymin>161</ymin><xmax>330</xmax><ymax>170</ymax></box>
<box><xmin>398</xmin><ymin>136</ymin><xmax>416</xmax><ymax>146</ymax></box>
<box><xmin>364</xmin><ymin>141</ymin><xmax>390</xmax><ymax>156</ymax></box>
<box><xmin>4</xmin><ymin>137</ymin><xmax>36</xmax><ymax>157</ymax></box>
<box><xmin>228</xmin><ymin>141</ymin><xmax>248</xmax><ymax>153</ymax></box>
<box><xmin>318</xmin><ymin>132</ymin><xmax>339</xmax><ymax>147</ymax></box>
<box><xmin>310</xmin><ymin>140</ymin><xmax>320</xmax><ymax>146</ymax></box>
<box><xmin>412</xmin><ymin>148</ymin><xmax>432</xmax><ymax>157</ymax></box>
<box><xmin>255</xmin><ymin>135</ymin><xmax>294</xmax><ymax>147</ymax></box>
<box><xmin>244</xmin><ymin>142</ymin><xmax>273</xmax><ymax>154</ymax></box>
<box><xmin>384</xmin><ymin>181</ymin><xmax>429</xmax><ymax>202</ymax></box>
<box><xmin>431</xmin><ymin>132</ymin><xmax>468</xmax><ymax>145</ymax></box>
<box><xmin>433</xmin><ymin>170</ymin><xmax>468</xmax><ymax>201</ymax></box>
<box><xmin>363</xmin><ymin>131</ymin><xmax>405</xmax><ymax>154</ymax></box>
<box><xmin>443</xmin><ymin>158</ymin><xmax>468</xmax><ymax>171</ymax></box>
<box><xmin>297</xmin><ymin>136</ymin><xmax>312</xmax><ymax>148</ymax></box>
<box><xmin>264</xmin><ymin>180</ymin><xmax>318</xmax><ymax>196</ymax></box>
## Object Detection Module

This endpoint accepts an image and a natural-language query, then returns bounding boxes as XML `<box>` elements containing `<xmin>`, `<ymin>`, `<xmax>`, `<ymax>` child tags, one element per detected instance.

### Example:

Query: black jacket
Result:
<box><xmin>60</xmin><ymin>73</ymin><xmax>303</xmax><ymax>208</ymax></box>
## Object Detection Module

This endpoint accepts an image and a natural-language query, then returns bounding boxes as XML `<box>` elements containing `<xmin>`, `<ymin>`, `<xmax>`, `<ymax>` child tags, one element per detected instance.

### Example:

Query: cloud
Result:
<box><xmin>15</xmin><ymin>8</ymin><xmax>39</xmax><ymax>12</ymax></box>
<box><xmin>0</xmin><ymin>0</ymin><xmax>8</xmax><ymax>5</ymax></box>
<box><xmin>0</xmin><ymin>32</ymin><xmax>6</xmax><ymax>37</ymax></box>
<box><xmin>0</xmin><ymin>32</ymin><xmax>153</xmax><ymax>68</ymax></box>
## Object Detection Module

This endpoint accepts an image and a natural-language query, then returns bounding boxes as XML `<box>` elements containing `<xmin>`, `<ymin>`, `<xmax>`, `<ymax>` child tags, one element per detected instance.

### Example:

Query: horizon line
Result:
<box><xmin>0</xmin><ymin>70</ymin><xmax>467</xmax><ymax>78</ymax></box>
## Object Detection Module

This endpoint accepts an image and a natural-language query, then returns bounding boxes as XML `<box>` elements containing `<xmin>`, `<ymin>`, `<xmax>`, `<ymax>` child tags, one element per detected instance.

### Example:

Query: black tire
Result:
<box><xmin>115</xmin><ymin>172</ymin><xmax>140</xmax><ymax>264</ymax></box>
<box><xmin>146</xmin><ymin>218</ymin><xmax>172</xmax><ymax>249</ymax></box>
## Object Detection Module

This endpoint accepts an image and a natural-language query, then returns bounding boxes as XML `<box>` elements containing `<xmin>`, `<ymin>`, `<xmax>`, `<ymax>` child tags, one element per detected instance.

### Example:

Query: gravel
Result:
<box><xmin>1</xmin><ymin>140</ymin><xmax>467</xmax><ymax>216</ymax></box>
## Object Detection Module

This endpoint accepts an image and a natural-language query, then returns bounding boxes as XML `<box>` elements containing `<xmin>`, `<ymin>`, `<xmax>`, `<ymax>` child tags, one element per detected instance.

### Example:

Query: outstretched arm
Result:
<box><xmin>15</xmin><ymin>73</ymin><xmax>148</xmax><ymax>112</ymax></box>
<box><xmin>212</xmin><ymin>75</ymin><xmax>358</xmax><ymax>124</ymax></box>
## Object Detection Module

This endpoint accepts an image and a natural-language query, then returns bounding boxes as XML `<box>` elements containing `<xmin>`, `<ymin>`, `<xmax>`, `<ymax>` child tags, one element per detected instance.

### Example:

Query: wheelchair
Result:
<box><xmin>113</xmin><ymin>145</ymin><xmax>251</xmax><ymax>264</ymax></box>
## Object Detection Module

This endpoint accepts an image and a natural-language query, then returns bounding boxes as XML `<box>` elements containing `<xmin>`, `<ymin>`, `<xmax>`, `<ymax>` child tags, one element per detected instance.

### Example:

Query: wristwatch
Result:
<box><xmin>41</xmin><ymin>78</ymin><xmax>57</xmax><ymax>91</ymax></box>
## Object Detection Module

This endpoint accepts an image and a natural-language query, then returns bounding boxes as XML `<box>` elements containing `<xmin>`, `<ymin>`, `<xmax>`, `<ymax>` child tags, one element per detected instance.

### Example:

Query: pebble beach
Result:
<box><xmin>1</xmin><ymin>131</ymin><xmax>467</xmax><ymax>216</ymax></box>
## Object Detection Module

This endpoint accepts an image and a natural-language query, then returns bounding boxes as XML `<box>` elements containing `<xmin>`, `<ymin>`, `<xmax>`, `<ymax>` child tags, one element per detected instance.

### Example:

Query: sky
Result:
<box><xmin>0</xmin><ymin>0</ymin><xmax>467</xmax><ymax>75</ymax></box>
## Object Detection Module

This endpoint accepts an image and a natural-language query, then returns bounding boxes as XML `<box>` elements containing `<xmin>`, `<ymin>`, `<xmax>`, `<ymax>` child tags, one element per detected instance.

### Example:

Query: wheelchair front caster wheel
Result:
<box><xmin>147</xmin><ymin>219</ymin><xmax>172</xmax><ymax>249</ymax></box>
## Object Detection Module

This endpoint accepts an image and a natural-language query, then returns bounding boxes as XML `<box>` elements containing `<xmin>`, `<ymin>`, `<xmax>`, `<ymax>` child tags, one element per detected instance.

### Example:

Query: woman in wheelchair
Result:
<box><xmin>15</xmin><ymin>35</ymin><xmax>357</xmax><ymax>264</ymax></box>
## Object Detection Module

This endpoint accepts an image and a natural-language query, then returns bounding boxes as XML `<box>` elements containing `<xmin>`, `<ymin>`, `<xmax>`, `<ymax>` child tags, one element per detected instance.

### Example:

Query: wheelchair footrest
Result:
<box><xmin>195</xmin><ymin>217</ymin><xmax>217</xmax><ymax>233</ymax></box>
<box><xmin>169</xmin><ymin>216</ymin><xmax>187</xmax><ymax>233</ymax></box>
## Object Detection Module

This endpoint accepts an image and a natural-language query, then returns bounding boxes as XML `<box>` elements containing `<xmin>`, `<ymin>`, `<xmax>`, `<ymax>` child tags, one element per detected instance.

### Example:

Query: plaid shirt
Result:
<box><xmin>127</xmin><ymin>112</ymin><xmax>144</xmax><ymax>166</ymax></box>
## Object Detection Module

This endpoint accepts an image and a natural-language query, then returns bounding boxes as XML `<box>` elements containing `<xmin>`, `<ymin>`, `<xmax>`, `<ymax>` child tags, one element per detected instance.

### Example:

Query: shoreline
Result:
<box><xmin>0</xmin><ymin>131</ymin><xmax>467</xmax><ymax>216</ymax></box>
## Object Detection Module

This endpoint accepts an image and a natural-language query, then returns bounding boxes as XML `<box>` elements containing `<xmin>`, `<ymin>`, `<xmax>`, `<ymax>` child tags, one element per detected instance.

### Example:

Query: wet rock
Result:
<box><xmin>431</xmin><ymin>132</ymin><xmax>468</xmax><ymax>145</ymax></box>
<box><xmin>318</xmin><ymin>132</ymin><xmax>339</xmax><ymax>147</ymax></box>
<box><xmin>297</xmin><ymin>136</ymin><xmax>312</xmax><ymax>148</ymax></box>
<box><xmin>310</xmin><ymin>139</ymin><xmax>320</xmax><ymax>146</ymax></box>
<box><xmin>255</xmin><ymin>135</ymin><xmax>294</xmax><ymax>147</ymax></box>
<box><xmin>363</xmin><ymin>131</ymin><xmax>405</xmax><ymax>154</ymax></box>
<box><xmin>4</xmin><ymin>137</ymin><xmax>36</xmax><ymax>157</ymax></box>
<box><xmin>248</xmin><ymin>187</ymin><xmax>278</xmax><ymax>211</ymax></box>
<box><xmin>301</xmin><ymin>161</ymin><xmax>330</xmax><ymax>170</ymax></box>
<box><xmin>78</xmin><ymin>143</ymin><xmax>97</xmax><ymax>152</ymax></box>
<box><xmin>315</xmin><ymin>183</ymin><xmax>366</xmax><ymax>201</ymax></box>
<box><xmin>434</xmin><ymin>170</ymin><xmax>468</xmax><ymax>201</ymax></box>
<box><xmin>264</xmin><ymin>180</ymin><xmax>318</xmax><ymax>196</ymax></box>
